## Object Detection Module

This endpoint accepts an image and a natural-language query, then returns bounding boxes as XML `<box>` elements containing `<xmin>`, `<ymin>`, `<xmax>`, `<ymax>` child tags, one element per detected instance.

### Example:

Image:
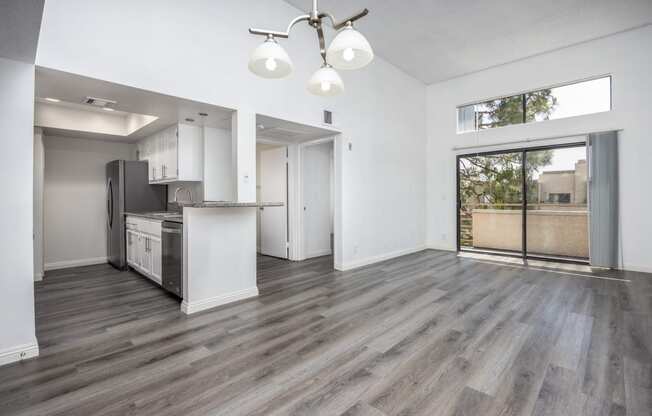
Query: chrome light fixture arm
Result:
<box><xmin>249</xmin><ymin>14</ymin><xmax>311</xmax><ymax>39</ymax></box>
<box><xmin>248</xmin><ymin>3</ymin><xmax>369</xmax><ymax>38</ymax></box>
<box><xmin>318</xmin><ymin>8</ymin><xmax>369</xmax><ymax>30</ymax></box>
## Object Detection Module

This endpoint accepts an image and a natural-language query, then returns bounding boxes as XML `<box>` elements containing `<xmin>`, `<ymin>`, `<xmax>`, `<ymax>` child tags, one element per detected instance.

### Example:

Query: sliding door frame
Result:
<box><xmin>456</xmin><ymin>141</ymin><xmax>589</xmax><ymax>264</ymax></box>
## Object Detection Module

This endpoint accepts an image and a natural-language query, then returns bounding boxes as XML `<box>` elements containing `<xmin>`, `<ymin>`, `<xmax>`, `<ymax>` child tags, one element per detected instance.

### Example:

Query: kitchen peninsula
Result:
<box><xmin>180</xmin><ymin>201</ymin><xmax>283</xmax><ymax>314</ymax></box>
<box><xmin>127</xmin><ymin>201</ymin><xmax>283</xmax><ymax>314</ymax></box>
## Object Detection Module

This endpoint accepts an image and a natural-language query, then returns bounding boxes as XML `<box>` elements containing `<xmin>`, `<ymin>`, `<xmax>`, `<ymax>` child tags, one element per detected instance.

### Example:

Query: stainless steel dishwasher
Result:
<box><xmin>161</xmin><ymin>221</ymin><xmax>183</xmax><ymax>298</ymax></box>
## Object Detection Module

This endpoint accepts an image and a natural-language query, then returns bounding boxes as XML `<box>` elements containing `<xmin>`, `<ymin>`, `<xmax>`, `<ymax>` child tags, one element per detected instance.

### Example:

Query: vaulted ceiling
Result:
<box><xmin>284</xmin><ymin>0</ymin><xmax>652</xmax><ymax>84</ymax></box>
<box><xmin>0</xmin><ymin>0</ymin><xmax>44</xmax><ymax>63</ymax></box>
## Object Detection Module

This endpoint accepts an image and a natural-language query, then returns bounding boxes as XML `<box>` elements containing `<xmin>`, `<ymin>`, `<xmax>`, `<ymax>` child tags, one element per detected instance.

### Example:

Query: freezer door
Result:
<box><xmin>123</xmin><ymin>161</ymin><xmax>167</xmax><ymax>212</ymax></box>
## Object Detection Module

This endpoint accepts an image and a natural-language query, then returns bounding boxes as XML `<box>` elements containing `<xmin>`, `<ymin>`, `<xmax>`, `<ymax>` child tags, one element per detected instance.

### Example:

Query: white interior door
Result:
<box><xmin>302</xmin><ymin>142</ymin><xmax>333</xmax><ymax>259</ymax></box>
<box><xmin>259</xmin><ymin>147</ymin><xmax>288</xmax><ymax>258</ymax></box>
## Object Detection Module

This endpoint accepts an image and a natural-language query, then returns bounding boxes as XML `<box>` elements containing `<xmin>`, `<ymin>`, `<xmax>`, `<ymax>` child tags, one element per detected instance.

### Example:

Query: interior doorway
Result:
<box><xmin>257</xmin><ymin>143</ymin><xmax>289</xmax><ymax>259</ymax></box>
<box><xmin>255</xmin><ymin>114</ymin><xmax>340</xmax><ymax>269</ymax></box>
<box><xmin>300</xmin><ymin>140</ymin><xmax>334</xmax><ymax>259</ymax></box>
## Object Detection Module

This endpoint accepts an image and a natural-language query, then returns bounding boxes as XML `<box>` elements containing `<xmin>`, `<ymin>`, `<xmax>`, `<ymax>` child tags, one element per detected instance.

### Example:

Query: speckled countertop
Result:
<box><xmin>125</xmin><ymin>202</ymin><xmax>283</xmax><ymax>223</ymax></box>
<box><xmin>178</xmin><ymin>201</ymin><xmax>284</xmax><ymax>208</ymax></box>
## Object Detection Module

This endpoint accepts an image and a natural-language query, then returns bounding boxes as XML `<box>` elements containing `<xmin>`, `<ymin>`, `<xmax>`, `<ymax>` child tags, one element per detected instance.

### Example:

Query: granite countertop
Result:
<box><xmin>125</xmin><ymin>202</ymin><xmax>283</xmax><ymax>222</ymax></box>
<box><xmin>124</xmin><ymin>212</ymin><xmax>183</xmax><ymax>223</ymax></box>
<box><xmin>178</xmin><ymin>201</ymin><xmax>284</xmax><ymax>208</ymax></box>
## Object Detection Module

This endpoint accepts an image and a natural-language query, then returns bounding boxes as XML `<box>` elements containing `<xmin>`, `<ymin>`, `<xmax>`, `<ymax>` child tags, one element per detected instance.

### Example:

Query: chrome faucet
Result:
<box><xmin>173</xmin><ymin>186</ymin><xmax>193</xmax><ymax>204</ymax></box>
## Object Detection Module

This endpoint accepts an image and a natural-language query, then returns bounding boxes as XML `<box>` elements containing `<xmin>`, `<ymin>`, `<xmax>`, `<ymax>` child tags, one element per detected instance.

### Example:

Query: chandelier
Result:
<box><xmin>248</xmin><ymin>0</ymin><xmax>373</xmax><ymax>96</ymax></box>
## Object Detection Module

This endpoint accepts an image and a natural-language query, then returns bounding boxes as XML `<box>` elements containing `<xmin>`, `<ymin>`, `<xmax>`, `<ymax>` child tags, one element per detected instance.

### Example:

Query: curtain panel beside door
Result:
<box><xmin>588</xmin><ymin>131</ymin><xmax>619</xmax><ymax>268</ymax></box>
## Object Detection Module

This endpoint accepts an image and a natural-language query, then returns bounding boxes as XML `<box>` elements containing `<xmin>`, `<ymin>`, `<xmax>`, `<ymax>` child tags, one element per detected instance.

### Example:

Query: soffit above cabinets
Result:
<box><xmin>35</xmin><ymin>67</ymin><xmax>234</xmax><ymax>142</ymax></box>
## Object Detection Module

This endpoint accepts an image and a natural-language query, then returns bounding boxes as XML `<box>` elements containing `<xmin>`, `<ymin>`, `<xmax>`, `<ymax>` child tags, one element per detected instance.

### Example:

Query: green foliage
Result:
<box><xmin>460</xmin><ymin>88</ymin><xmax>557</xmax><ymax>207</ymax></box>
<box><xmin>459</xmin><ymin>151</ymin><xmax>552</xmax><ymax>207</ymax></box>
<box><xmin>476</xmin><ymin>89</ymin><xmax>557</xmax><ymax>129</ymax></box>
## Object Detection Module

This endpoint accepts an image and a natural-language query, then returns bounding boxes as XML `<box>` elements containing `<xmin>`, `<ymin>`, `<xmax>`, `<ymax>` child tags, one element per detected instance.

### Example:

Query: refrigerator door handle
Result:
<box><xmin>107</xmin><ymin>178</ymin><xmax>113</xmax><ymax>229</ymax></box>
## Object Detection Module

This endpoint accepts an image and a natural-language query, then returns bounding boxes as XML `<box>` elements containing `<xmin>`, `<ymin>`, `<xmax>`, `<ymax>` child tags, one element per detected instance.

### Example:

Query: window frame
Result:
<box><xmin>456</xmin><ymin>75</ymin><xmax>612</xmax><ymax>134</ymax></box>
<box><xmin>455</xmin><ymin>141</ymin><xmax>590</xmax><ymax>264</ymax></box>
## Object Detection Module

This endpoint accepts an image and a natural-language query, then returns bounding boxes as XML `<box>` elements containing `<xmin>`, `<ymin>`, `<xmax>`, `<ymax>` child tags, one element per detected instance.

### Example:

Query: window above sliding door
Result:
<box><xmin>457</xmin><ymin>76</ymin><xmax>611</xmax><ymax>133</ymax></box>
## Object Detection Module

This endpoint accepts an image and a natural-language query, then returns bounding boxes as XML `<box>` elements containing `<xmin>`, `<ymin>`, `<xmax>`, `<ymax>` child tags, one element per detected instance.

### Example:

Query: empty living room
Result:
<box><xmin>0</xmin><ymin>1</ymin><xmax>651</xmax><ymax>415</ymax></box>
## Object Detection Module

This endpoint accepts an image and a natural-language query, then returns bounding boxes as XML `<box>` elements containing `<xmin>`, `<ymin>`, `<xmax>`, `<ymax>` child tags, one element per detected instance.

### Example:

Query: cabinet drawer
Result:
<box><xmin>141</xmin><ymin>220</ymin><xmax>162</xmax><ymax>237</ymax></box>
<box><xmin>126</xmin><ymin>216</ymin><xmax>162</xmax><ymax>237</ymax></box>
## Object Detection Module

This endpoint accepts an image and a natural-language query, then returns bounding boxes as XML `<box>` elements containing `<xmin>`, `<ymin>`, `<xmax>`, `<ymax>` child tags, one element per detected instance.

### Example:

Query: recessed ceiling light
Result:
<box><xmin>102</xmin><ymin>107</ymin><xmax>115</xmax><ymax>112</ymax></box>
<box><xmin>257</xmin><ymin>124</ymin><xmax>265</xmax><ymax>129</ymax></box>
<box><xmin>44</xmin><ymin>97</ymin><xmax>60</xmax><ymax>103</ymax></box>
<box><xmin>185</xmin><ymin>118</ymin><xmax>195</xmax><ymax>122</ymax></box>
<box><xmin>198</xmin><ymin>112</ymin><xmax>208</xmax><ymax>117</ymax></box>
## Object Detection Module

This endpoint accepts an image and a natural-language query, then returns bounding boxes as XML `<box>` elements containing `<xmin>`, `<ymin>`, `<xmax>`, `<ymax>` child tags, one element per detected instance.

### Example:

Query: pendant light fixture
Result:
<box><xmin>307</xmin><ymin>64</ymin><xmax>344</xmax><ymax>96</ymax></box>
<box><xmin>248</xmin><ymin>35</ymin><xmax>293</xmax><ymax>79</ymax></box>
<box><xmin>248</xmin><ymin>0</ymin><xmax>373</xmax><ymax>97</ymax></box>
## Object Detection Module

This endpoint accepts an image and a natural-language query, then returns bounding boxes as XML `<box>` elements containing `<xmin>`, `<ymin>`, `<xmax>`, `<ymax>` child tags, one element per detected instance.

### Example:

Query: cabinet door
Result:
<box><xmin>126</xmin><ymin>230</ymin><xmax>137</xmax><ymax>265</ymax></box>
<box><xmin>163</xmin><ymin>127</ymin><xmax>178</xmax><ymax>180</ymax></box>
<box><xmin>136</xmin><ymin>234</ymin><xmax>146</xmax><ymax>270</ymax></box>
<box><xmin>154</xmin><ymin>134</ymin><xmax>164</xmax><ymax>181</ymax></box>
<box><xmin>149</xmin><ymin>236</ymin><xmax>162</xmax><ymax>283</ymax></box>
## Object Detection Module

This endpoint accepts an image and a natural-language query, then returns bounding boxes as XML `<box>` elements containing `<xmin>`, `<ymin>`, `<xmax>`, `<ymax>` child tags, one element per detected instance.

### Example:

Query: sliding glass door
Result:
<box><xmin>457</xmin><ymin>143</ymin><xmax>588</xmax><ymax>262</ymax></box>
<box><xmin>525</xmin><ymin>146</ymin><xmax>588</xmax><ymax>261</ymax></box>
<box><xmin>457</xmin><ymin>151</ymin><xmax>523</xmax><ymax>256</ymax></box>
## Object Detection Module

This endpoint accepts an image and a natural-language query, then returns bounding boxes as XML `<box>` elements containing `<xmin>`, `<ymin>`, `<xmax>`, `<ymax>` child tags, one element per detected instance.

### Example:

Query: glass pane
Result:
<box><xmin>525</xmin><ymin>146</ymin><xmax>589</xmax><ymax>260</ymax></box>
<box><xmin>458</xmin><ymin>152</ymin><xmax>523</xmax><ymax>255</ymax></box>
<box><xmin>475</xmin><ymin>95</ymin><xmax>524</xmax><ymax>130</ymax></box>
<box><xmin>526</xmin><ymin>77</ymin><xmax>611</xmax><ymax>122</ymax></box>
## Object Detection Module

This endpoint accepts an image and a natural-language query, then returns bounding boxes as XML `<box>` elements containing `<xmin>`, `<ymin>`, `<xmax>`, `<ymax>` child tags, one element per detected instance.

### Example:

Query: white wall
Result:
<box><xmin>203</xmin><ymin>126</ymin><xmax>234</xmax><ymax>202</ymax></box>
<box><xmin>36</xmin><ymin>0</ymin><xmax>427</xmax><ymax>269</ymax></box>
<box><xmin>0</xmin><ymin>57</ymin><xmax>38</xmax><ymax>364</ymax></box>
<box><xmin>426</xmin><ymin>25</ymin><xmax>652</xmax><ymax>272</ymax></box>
<box><xmin>33</xmin><ymin>128</ymin><xmax>45</xmax><ymax>281</ymax></box>
<box><xmin>302</xmin><ymin>141</ymin><xmax>333</xmax><ymax>258</ymax></box>
<box><xmin>44</xmin><ymin>136</ymin><xmax>135</xmax><ymax>269</ymax></box>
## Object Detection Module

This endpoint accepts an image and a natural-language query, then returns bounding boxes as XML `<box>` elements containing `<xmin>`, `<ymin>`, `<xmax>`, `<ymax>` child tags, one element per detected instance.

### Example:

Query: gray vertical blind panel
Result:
<box><xmin>588</xmin><ymin>131</ymin><xmax>619</xmax><ymax>268</ymax></box>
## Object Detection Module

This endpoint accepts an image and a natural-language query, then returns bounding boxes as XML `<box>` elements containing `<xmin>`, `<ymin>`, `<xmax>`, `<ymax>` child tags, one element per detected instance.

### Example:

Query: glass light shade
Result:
<box><xmin>326</xmin><ymin>24</ymin><xmax>374</xmax><ymax>70</ymax></box>
<box><xmin>307</xmin><ymin>65</ymin><xmax>344</xmax><ymax>96</ymax></box>
<box><xmin>248</xmin><ymin>38</ymin><xmax>293</xmax><ymax>79</ymax></box>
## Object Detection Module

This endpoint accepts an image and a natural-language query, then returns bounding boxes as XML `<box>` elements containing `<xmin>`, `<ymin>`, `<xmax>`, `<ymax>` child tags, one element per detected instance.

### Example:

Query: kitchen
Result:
<box><xmin>34</xmin><ymin>67</ymin><xmax>338</xmax><ymax>315</ymax></box>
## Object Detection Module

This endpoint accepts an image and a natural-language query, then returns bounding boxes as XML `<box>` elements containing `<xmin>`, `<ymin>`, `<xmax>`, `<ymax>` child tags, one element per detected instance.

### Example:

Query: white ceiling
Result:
<box><xmin>35</xmin><ymin>67</ymin><xmax>234</xmax><ymax>142</ymax></box>
<box><xmin>284</xmin><ymin>0</ymin><xmax>652</xmax><ymax>84</ymax></box>
<box><xmin>0</xmin><ymin>0</ymin><xmax>44</xmax><ymax>63</ymax></box>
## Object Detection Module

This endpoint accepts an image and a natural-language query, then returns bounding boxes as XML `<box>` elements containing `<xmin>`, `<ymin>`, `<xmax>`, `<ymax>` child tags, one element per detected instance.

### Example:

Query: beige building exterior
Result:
<box><xmin>537</xmin><ymin>159</ymin><xmax>587</xmax><ymax>204</ymax></box>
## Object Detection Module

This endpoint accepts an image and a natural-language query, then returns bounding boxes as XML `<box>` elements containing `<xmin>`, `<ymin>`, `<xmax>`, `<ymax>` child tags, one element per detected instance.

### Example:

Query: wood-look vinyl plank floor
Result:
<box><xmin>0</xmin><ymin>250</ymin><xmax>650</xmax><ymax>415</ymax></box>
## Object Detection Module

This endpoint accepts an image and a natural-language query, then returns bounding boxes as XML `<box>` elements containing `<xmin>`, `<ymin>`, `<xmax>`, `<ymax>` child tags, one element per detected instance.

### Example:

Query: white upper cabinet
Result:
<box><xmin>137</xmin><ymin>123</ymin><xmax>203</xmax><ymax>183</ymax></box>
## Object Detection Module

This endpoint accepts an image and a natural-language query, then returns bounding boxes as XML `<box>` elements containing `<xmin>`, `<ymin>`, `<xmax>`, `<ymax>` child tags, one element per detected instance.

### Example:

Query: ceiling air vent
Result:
<box><xmin>82</xmin><ymin>96</ymin><xmax>117</xmax><ymax>108</ymax></box>
<box><xmin>323</xmin><ymin>110</ymin><xmax>333</xmax><ymax>125</ymax></box>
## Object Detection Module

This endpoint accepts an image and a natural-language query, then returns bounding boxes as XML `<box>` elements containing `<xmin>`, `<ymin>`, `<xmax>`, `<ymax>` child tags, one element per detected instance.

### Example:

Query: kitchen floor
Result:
<box><xmin>0</xmin><ymin>250</ymin><xmax>650</xmax><ymax>415</ymax></box>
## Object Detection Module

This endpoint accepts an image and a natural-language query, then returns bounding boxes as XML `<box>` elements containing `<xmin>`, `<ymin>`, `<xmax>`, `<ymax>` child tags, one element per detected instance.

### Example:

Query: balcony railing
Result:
<box><xmin>460</xmin><ymin>203</ymin><xmax>588</xmax><ymax>259</ymax></box>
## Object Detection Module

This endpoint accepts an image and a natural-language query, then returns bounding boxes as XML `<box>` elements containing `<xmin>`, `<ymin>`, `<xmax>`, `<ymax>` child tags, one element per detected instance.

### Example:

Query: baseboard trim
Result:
<box><xmin>337</xmin><ymin>245</ymin><xmax>427</xmax><ymax>271</ymax></box>
<box><xmin>181</xmin><ymin>286</ymin><xmax>259</xmax><ymax>315</ymax></box>
<box><xmin>305</xmin><ymin>248</ymin><xmax>333</xmax><ymax>259</ymax></box>
<box><xmin>0</xmin><ymin>341</ymin><xmax>39</xmax><ymax>367</ymax></box>
<box><xmin>426</xmin><ymin>244</ymin><xmax>456</xmax><ymax>252</ymax></box>
<box><xmin>619</xmin><ymin>264</ymin><xmax>652</xmax><ymax>274</ymax></box>
<box><xmin>44</xmin><ymin>257</ymin><xmax>107</xmax><ymax>271</ymax></box>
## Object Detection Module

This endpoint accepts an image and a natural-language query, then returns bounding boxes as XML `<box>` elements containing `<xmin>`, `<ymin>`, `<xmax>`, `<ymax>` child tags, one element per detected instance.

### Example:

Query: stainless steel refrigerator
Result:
<box><xmin>106</xmin><ymin>160</ymin><xmax>167</xmax><ymax>269</ymax></box>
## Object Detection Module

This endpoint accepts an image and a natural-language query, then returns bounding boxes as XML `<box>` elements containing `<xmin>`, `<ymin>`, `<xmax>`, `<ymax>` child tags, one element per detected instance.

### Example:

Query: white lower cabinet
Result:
<box><xmin>126</xmin><ymin>216</ymin><xmax>162</xmax><ymax>285</ymax></box>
